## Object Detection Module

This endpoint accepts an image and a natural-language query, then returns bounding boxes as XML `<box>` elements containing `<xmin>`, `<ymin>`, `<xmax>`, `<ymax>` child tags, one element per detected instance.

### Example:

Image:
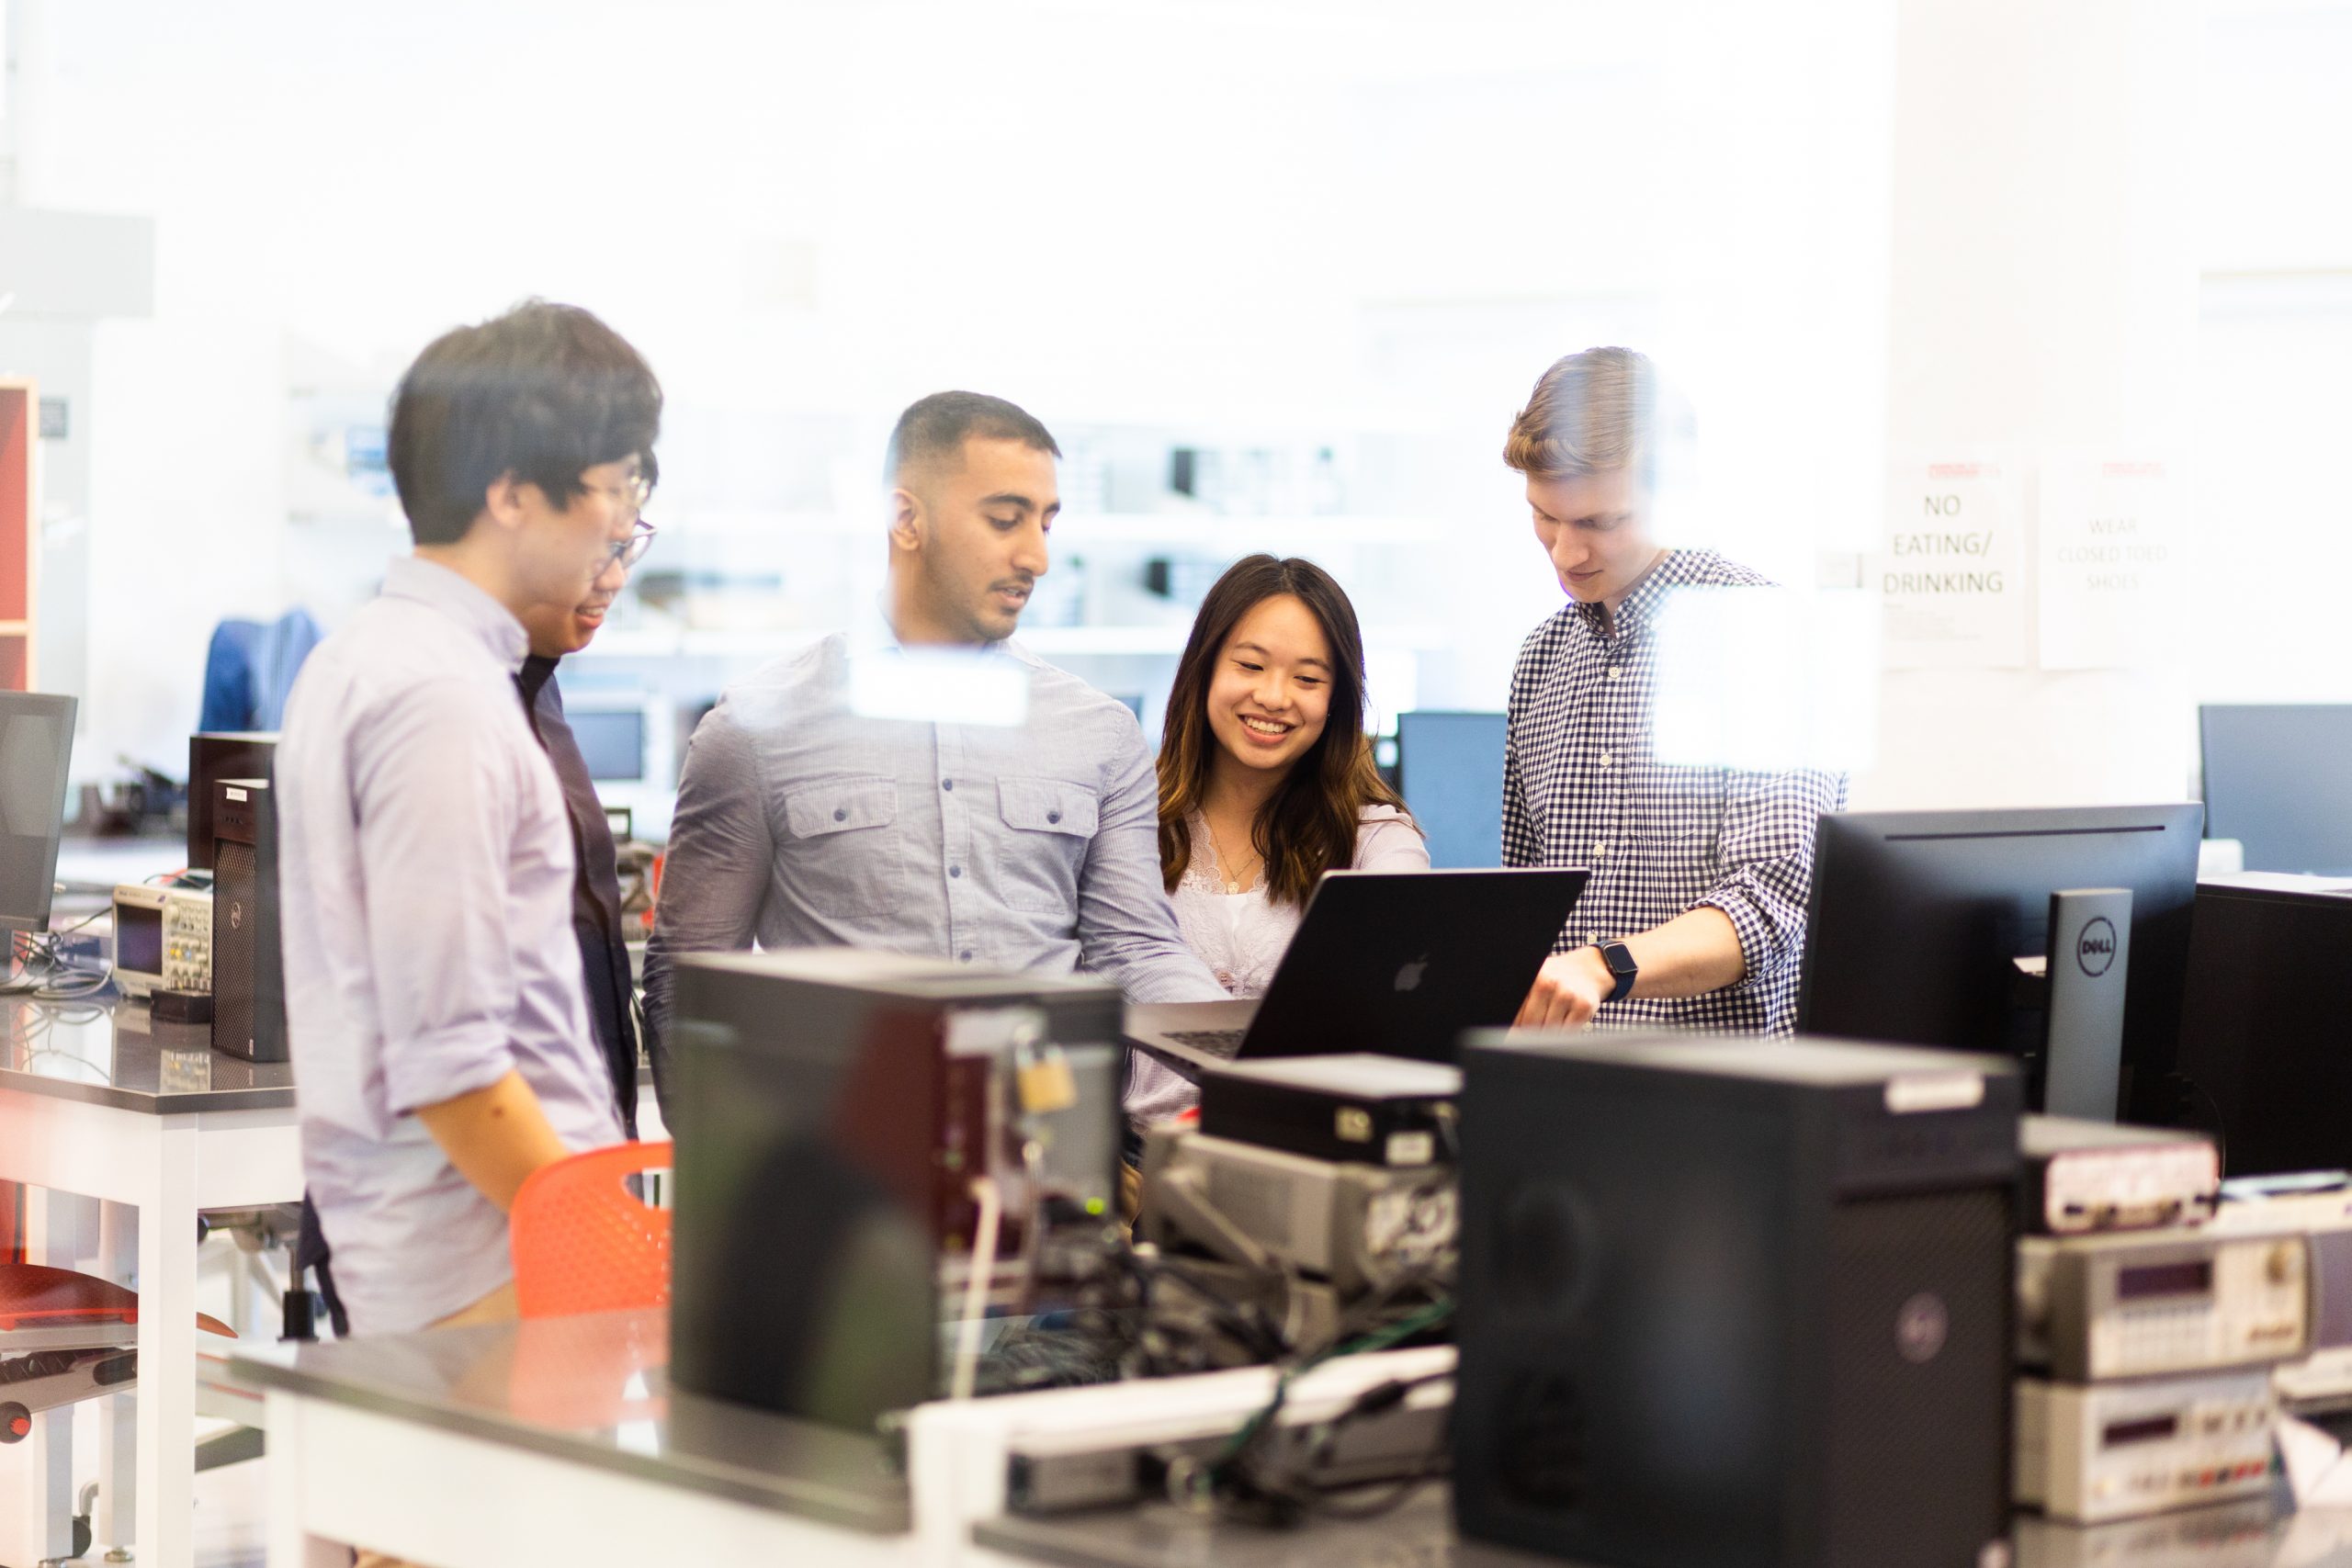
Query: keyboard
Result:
<box><xmin>1165</xmin><ymin>1028</ymin><xmax>1248</xmax><ymax>1055</ymax></box>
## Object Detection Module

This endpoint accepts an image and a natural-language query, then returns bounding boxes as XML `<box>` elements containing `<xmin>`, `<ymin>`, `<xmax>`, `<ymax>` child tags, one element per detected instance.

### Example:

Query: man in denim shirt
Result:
<box><xmin>643</xmin><ymin>392</ymin><xmax>1223</xmax><ymax>1124</ymax></box>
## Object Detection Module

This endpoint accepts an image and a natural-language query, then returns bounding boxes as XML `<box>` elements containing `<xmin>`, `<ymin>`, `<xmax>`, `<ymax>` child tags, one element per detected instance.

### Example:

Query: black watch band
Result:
<box><xmin>1596</xmin><ymin>941</ymin><xmax>1639</xmax><ymax>1004</ymax></box>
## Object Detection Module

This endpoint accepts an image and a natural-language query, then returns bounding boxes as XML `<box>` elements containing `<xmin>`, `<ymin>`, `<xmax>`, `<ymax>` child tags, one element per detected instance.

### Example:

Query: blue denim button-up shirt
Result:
<box><xmin>643</xmin><ymin>613</ymin><xmax>1224</xmax><ymax>1121</ymax></box>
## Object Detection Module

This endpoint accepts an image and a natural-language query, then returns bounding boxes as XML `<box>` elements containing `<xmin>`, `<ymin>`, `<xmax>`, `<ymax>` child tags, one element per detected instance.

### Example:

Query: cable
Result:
<box><xmin>1193</xmin><ymin>1292</ymin><xmax>1456</xmax><ymax>1516</ymax></box>
<box><xmin>1119</xmin><ymin>1247</ymin><xmax>1291</xmax><ymax>1368</ymax></box>
<box><xmin>1014</xmin><ymin>1140</ymin><xmax>1046</xmax><ymax>1314</ymax></box>
<box><xmin>950</xmin><ymin>1174</ymin><xmax>1002</xmax><ymax>1401</ymax></box>
<box><xmin>4</xmin><ymin>924</ymin><xmax>114</xmax><ymax>1000</ymax></box>
<box><xmin>49</xmin><ymin>906</ymin><xmax>111</xmax><ymax>937</ymax></box>
<box><xmin>1</xmin><ymin>935</ymin><xmax>60</xmax><ymax>996</ymax></box>
<box><xmin>3</xmin><ymin>935</ymin><xmax>112</xmax><ymax>1001</ymax></box>
<box><xmin>2166</xmin><ymin>1071</ymin><xmax>2229</xmax><ymax>1175</ymax></box>
<box><xmin>1202</xmin><ymin>1368</ymin><xmax>1456</xmax><ymax>1526</ymax></box>
<box><xmin>1180</xmin><ymin>1300</ymin><xmax>1456</xmax><ymax>1524</ymax></box>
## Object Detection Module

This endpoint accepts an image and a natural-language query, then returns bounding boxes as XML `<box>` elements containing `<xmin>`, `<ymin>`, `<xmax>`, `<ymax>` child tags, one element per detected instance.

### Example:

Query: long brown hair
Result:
<box><xmin>1158</xmin><ymin>555</ymin><xmax>1412</xmax><ymax>906</ymax></box>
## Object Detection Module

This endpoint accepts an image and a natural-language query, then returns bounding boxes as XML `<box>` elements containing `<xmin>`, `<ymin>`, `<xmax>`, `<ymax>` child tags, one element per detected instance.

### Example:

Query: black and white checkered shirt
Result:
<box><xmin>1502</xmin><ymin>548</ymin><xmax>1847</xmax><ymax>1036</ymax></box>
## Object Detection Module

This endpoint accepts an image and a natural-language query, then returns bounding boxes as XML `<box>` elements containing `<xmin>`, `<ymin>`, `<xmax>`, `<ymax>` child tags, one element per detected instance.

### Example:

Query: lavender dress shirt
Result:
<box><xmin>277</xmin><ymin>557</ymin><xmax>624</xmax><ymax>1333</ymax></box>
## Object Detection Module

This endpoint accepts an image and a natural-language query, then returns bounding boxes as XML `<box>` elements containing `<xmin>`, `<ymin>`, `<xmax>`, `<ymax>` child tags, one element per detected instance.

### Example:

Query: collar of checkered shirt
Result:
<box><xmin>1575</xmin><ymin>547</ymin><xmax>1714</xmax><ymax>638</ymax></box>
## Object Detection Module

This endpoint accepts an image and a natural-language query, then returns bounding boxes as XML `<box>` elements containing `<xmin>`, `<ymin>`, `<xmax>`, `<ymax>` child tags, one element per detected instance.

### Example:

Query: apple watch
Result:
<box><xmin>1594</xmin><ymin>941</ymin><xmax>1639</xmax><ymax>1004</ymax></box>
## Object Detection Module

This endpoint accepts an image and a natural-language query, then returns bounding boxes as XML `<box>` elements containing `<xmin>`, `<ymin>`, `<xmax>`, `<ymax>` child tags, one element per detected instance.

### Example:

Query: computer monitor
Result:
<box><xmin>567</xmin><ymin>708</ymin><xmax>647</xmax><ymax>783</ymax></box>
<box><xmin>1797</xmin><ymin>804</ymin><xmax>2202</xmax><ymax>1120</ymax></box>
<box><xmin>0</xmin><ymin>692</ymin><xmax>79</xmax><ymax>935</ymax></box>
<box><xmin>187</xmin><ymin>731</ymin><xmax>276</xmax><ymax>872</ymax></box>
<box><xmin>2199</xmin><ymin>705</ymin><xmax>2352</xmax><ymax>875</ymax></box>
<box><xmin>2173</xmin><ymin>874</ymin><xmax>2352</xmax><ymax>1177</ymax></box>
<box><xmin>1395</xmin><ymin>711</ymin><xmax>1506</xmax><ymax>869</ymax></box>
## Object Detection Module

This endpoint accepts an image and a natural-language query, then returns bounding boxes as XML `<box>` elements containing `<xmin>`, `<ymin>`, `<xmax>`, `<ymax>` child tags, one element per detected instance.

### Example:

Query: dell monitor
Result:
<box><xmin>0</xmin><ymin>692</ymin><xmax>78</xmax><ymax>936</ymax></box>
<box><xmin>2199</xmin><ymin>704</ymin><xmax>2352</xmax><ymax>875</ymax></box>
<box><xmin>1797</xmin><ymin>804</ymin><xmax>2202</xmax><ymax>1122</ymax></box>
<box><xmin>1395</xmin><ymin>711</ymin><xmax>1507</xmax><ymax>868</ymax></box>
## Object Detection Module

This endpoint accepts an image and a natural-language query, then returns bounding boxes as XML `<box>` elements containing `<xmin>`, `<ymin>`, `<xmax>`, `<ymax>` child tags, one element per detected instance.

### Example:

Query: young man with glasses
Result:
<box><xmin>276</xmin><ymin>299</ymin><xmax>662</xmax><ymax>1336</ymax></box>
<box><xmin>514</xmin><ymin>489</ymin><xmax>657</xmax><ymax>1137</ymax></box>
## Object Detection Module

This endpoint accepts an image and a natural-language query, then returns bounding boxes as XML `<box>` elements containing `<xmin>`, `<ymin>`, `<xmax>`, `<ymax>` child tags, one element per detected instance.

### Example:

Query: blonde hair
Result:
<box><xmin>1502</xmin><ymin>345</ymin><xmax>1661</xmax><ymax>482</ymax></box>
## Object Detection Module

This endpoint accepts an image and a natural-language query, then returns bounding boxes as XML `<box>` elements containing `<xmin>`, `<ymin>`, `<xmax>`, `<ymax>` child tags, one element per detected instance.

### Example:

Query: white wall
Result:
<box><xmin>4</xmin><ymin>0</ymin><xmax>2348</xmax><ymax>799</ymax></box>
<box><xmin>1852</xmin><ymin>0</ymin><xmax>2352</xmax><ymax>811</ymax></box>
<box><xmin>1852</xmin><ymin>0</ymin><xmax>2204</xmax><ymax>811</ymax></box>
<box><xmin>1</xmin><ymin>0</ymin><xmax>1909</xmax><ymax>778</ymax></box>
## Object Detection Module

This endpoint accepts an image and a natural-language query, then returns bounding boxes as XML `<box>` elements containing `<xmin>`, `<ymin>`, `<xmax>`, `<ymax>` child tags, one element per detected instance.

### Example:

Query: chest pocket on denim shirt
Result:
<box><xmin>782</xmin><ymin>776</ymin><xmax>902</xmax><ymax>917</ymax></box>
<box><xmin>996</xmin><ymin>777</ymin><xmax>1099</xmax><ymax>914</ymax></box>
<box><xmin>1631</xmin><ymin>761</ymin><xmax>1724</xmax><ymax>843</ymax></box>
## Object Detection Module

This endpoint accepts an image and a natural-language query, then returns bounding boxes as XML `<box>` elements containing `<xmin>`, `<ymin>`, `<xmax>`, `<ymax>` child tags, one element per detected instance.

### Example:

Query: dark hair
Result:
<box><xmin>388</xmin><ymin>299</ymin><xmax>663</xmax><ymax>547</ymax></box>
<box><xmin>884</xmin><ymin>390</ymin><xmax>1060</xmax><ymax>483</ymax></box>
<box><xmin>1158</xmin><ymin>556</ymin><xmax>1413</xmax><ymax>907</ymax></box>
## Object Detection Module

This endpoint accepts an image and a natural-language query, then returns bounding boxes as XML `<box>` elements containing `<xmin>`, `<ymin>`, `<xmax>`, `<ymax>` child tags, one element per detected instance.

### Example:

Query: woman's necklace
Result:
<box><xmin>1203</xmin><ymin>815</ymin><xmax>1261</xmax><ymax>895</ymax></box>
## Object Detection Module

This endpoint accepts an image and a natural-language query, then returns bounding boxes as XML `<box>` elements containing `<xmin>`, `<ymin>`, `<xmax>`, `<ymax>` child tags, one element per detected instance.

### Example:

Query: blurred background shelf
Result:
<box><xmin>572</xmin><ymin>620</ymin><xmax>1453</xmax><ymax>662</ymax></box>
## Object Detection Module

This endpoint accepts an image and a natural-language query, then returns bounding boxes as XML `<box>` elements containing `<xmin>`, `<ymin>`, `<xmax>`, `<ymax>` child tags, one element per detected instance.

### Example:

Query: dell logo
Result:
<box><xmin>1394</xmin><ymin>955</ymin><xmax>1430</xmax><ymax>993</ymax></box>
<box><xmin>2075</xmin><ymin>917</ymin><xmax>2118</xmax><ymax>977</ymax></box>
<box><xmin>1896</xmin><ymin>1292</ymin><xmax>1949</xmax><ymax>1364</ymax></box>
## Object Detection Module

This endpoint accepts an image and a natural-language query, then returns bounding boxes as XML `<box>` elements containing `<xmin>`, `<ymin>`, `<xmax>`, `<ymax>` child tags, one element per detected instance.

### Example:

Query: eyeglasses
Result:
<box><xmin>597</xmin><ymin>520</ymin><xmax>658</xmax><ymax>575</ymax></box>
<box><xmin>582</xmin><ymin>469</ymin><xmax>656</xmax><ymax>524</ymax></box>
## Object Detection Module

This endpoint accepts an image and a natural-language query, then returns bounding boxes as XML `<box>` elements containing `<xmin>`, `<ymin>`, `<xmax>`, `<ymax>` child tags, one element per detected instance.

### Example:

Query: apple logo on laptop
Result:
<box><xmin>1394</xmin><ymin>954</ymin><xmax>1430</xmax><ymax>993</ymax></box>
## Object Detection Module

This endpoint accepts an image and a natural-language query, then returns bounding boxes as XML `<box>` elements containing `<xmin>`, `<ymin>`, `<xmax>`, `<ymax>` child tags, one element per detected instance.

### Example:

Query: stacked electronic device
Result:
<box><xmin>2207</xmin><ymin>1180</ymin><xmax>2352</xmax><ymax>1413</ymax></box>
<box><xmin>668</xmin><ymin>952</ymin><xmax>1125</xmax><ymax>1431</ymax></box>
<box><xmin>2011</xmin><ymin>1115</ymin><xmax>2304</xmax><ymax>1524</ymax></box>
<box><xmin>1136</xmin><ymin>1053</ymin><xmax>1462</xmax><ymax>1347</ymax></box>
<box><xmin>992</xmin><ymin>1053</ymin><xmax>1465</xmax><ymax>1516</ymax></box>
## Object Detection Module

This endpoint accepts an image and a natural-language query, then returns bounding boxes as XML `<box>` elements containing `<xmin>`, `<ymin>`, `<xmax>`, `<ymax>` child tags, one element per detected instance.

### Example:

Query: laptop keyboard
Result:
<box><xmin>1165</xmin><ymin>1028</ymin><xmax>1248</xmax><ymax>1055</ymax></box>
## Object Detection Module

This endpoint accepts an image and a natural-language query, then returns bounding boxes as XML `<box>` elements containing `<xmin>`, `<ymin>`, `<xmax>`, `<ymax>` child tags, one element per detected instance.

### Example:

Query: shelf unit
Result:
<box><xmin>0</xmin><ymin>378</ymin><xmax>34</xmax><ymax>692</ymax></box>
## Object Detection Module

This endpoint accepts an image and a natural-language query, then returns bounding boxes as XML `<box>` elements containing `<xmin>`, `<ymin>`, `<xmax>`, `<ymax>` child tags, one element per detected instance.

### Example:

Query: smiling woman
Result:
<box><xmin>1155</xmin><ymin>554</ymin><xmax>1429</xmax><ymax>998</ymax></box>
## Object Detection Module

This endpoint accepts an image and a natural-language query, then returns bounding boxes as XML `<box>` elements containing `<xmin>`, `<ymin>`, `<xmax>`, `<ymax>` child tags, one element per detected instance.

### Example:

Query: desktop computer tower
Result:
<box><xmin>2173</xmin><ymin>874</ymin><xmax>2352</xmax><ymax>1176</ymax></box>
<box><xmin>187</xmin><ymin>731</ymin><xmax>276</xmax><ymax>873</ymax></box>
<box><xmin>1453</xmin><ymin>1032</ymin><xmax>2021</xmax><ymax>1568</ymax></box>
<box><xmin>209</xmin><ymin>776</ymin><xmax>287</xmax><ymax>1064</ymax></box>
<box><xmin>666</xmin><ymin>951</ymin><xmax>1124</xmax><ymax>1433</ymax></box>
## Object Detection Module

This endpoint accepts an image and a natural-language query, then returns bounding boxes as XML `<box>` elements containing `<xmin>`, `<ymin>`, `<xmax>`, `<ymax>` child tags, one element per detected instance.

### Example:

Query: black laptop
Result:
<box><xmin>1125</xmin><ymin>867</ymin><xmax>1589</xmax><ymax>1078</ymax></box>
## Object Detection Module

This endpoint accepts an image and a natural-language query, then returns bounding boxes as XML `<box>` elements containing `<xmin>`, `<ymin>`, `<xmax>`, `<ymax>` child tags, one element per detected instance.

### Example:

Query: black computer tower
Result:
<box><xmin>1453</xmin><ymin>1032</ymin><xmax>2021</xmax><ymax>1568</ymax></box>
<box><xmin>187</xmin><ymin>732</ymin><xmax>276</xmax><ymax>873</ymax></box>
<box><xmin>210</xmin><ymin>776</ymin><xmax>287</xmax><ymax>1064</ymax></box>
<box><xmin>667</xmin><ymin>951</ymin><xmax>1123</xmax><ymax>1433</ymax></box>
<box><xmin>2173</xmin><ymin>875</ymin><xmax>2352</xmax><ymax>1176</ymax></box>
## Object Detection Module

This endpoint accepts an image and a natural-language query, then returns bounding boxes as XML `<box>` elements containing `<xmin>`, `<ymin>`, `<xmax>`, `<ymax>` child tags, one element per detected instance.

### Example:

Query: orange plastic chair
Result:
<box><xmin>509</xmin><ymin>1141</ymin><xmax>673</xmax><ymax>1320</ymax></box>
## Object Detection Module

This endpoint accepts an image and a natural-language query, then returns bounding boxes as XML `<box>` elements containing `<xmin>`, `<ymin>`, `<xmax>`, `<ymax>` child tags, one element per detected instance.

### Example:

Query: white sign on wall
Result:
<box><xmin>1878</xmin><ymin>456</ymin><xmax>2030</xmax><ymax>670</ymax></box>
<box><xmin>2037</xmin><ymin>456</ymin><xmax>2178</xmax><ymax>671</ymax></box>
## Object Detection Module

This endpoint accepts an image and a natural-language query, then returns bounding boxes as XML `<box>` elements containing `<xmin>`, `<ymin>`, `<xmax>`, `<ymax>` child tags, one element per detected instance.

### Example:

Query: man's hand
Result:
<box><xmin>1515</xmin><ymin>946</ymin><xmax>1616</xmax><ymax>1031</ymax></box>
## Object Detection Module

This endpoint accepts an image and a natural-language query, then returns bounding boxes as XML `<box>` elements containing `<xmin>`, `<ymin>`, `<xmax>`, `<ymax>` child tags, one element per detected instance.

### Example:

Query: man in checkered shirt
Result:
<box><xmin>1504</xmin><ymin>347</ymin><xmax>1846</xmax><ymax>1035</ymax></box>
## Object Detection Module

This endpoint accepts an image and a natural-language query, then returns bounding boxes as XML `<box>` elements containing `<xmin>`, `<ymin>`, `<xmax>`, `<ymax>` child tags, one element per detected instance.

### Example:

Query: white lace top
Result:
<box><xmin>1170</xmin><ymin>804</ymin><xmax>1430</xmax><ymax>998</ymax></box>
